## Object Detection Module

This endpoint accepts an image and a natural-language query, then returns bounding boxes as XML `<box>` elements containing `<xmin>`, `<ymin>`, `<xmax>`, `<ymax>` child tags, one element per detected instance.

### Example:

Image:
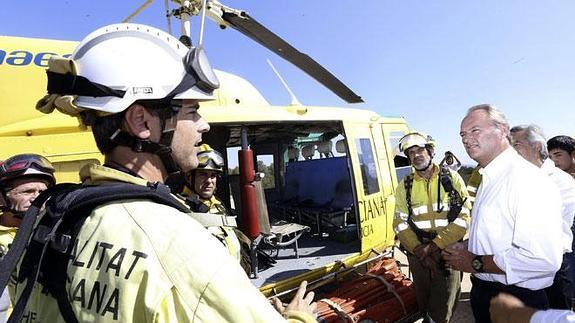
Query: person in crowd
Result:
<box><xmin>548</xmin><ymin>135</ymin><xmax>575</xmax><ymax>178</ymax></box>
<box><xmin>393</xmin><ymin>131</ymin><xmax>471</xmax><ymax>323</ymax></box>
<box><xmin>10</xmin><ymin>23</ymin><xmax>316</xmax><ymax>322</ymax></box>
<box><xmin>443</xmin><ymin>104</ymin><xmax>563</xmax><ymax>323</ymax></box>
<box><xmin>490</xmin><ymin>293</ymin><xmax>575</xmax><ymax>323</ymax></box>
<box><xmin>441</xmin><ymin>151</ymin><xmax>462</xmax><ymax>172</ymax></box>
<box><xmin>0</xmin><ymin>154</ymin><xmax>56</xmax><ymax>323</ymax></box>
<box><xmin>510</xmin><ymin>124</ymin><xmax>575</xmax><ymax>309</ymax></box>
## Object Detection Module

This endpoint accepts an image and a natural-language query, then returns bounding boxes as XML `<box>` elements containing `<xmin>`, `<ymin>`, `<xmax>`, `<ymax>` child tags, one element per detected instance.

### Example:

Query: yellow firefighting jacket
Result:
<box><xmin>466</xmin><ymin>166</ymin><xmax>482</xmax><ymax>207</ymax></box>
<box><xmin>0</xmin><ymin>222</ymin><xmax>16</xmax><ymax>318</ymax></box>
<box><xmin>0</xmin><ymin>224</ymin><xmax>16</xmax><ymax>258</ymax></box>
<box><xmin>393</xmin><ymin>164</ymin><xmax>471</xmax><ymax>253</ymax></box>
<box><xmin>11</xmin><ymin>164</ymin><xmax>315</xmax><ymax>323</ymax></box>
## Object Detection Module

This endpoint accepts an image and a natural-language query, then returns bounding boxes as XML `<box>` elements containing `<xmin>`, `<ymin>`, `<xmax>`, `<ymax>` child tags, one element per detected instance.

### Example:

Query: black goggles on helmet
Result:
<box><xmin>165</xmin><ymin>45</ymin><xmax>220</xmax><ymax>100</ymax></box>
<box><xmin>197</xmin><ymin>150</ymin><xmax>225</xmax><ymax>169</ymax></box>
<box><xmin>0</xmin><ymin>154</ymin><xmax>55</xmax><ymax>180</ymax></box>
<box><xmin>47</xmin><ymin>46</ymin><xmax>219</xmax><ymax>101</ymax></box>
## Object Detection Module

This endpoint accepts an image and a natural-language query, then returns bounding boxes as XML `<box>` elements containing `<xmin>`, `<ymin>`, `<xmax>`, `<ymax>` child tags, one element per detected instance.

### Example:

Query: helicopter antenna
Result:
<box><xmin>267</xmin><ymin>59</ymin><xmax>301</xmax><ymax>106</ymax></box>
<box><xmin>165</xmin><ymin>0</ymin><xmax>172</xmax><ymax>34</ymax></box>
<box><xmin>198</xmin><ymin>0</ymin><xmax>208</xmax><ymax>46</ymax></box>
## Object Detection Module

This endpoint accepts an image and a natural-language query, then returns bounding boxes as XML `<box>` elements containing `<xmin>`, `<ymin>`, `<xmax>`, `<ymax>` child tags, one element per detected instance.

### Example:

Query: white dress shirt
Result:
<box><xmin>531</xmin><ymin>309</ymin><xmax>575</xmax><ymax>323</ymax></box>
<box><xmin>541</xmin><ymin>158</ymin><xmax>575</xmax><ymax>253</ymax></box>
<box><xmin>469</xmin><ymin>148</ymin><xmax>563</xmax><ymax>290</ymax></box>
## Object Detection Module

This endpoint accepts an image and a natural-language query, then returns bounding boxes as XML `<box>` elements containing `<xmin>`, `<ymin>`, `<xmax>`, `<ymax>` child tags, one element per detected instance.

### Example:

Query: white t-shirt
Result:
<box><xmin>531</xmin><ymin>309</ymin><xmax>575</xmax><ymax>323</ymax></box>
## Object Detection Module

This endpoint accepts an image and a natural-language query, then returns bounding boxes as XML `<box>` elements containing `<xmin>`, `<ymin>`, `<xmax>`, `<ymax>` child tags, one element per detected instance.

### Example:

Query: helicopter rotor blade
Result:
<box><xmin>212</xmin><ymin>7</ymin><xmax>363</xmax><ymax>103</ymax></box>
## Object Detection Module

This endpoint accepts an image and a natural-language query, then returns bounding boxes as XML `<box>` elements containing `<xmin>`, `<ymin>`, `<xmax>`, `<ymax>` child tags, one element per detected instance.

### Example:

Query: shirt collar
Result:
<box><xmin>192</xmin><ymin>194</ymin><xmax>220</xmax><ymax>207</ymax></box>
<box><xmin>80</xmin><ymin>163</ymin><xmax>149</xmax><ymax>186</ymax></box>
<box><xmin>479</xmin><ymin>147</ymin><xmax>516</xmax><ymax>182</ymax></box>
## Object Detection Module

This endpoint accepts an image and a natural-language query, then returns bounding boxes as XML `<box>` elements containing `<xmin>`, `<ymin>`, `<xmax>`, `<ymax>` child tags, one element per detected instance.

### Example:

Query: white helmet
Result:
<box><xmin>71</xmin><ymin>23</ymin><xmax>219</xmax><ymax>113</ymax></box>
<box><xmin>397</xmin><ymin>132</ymin><xmax>437</xmax><ymax>156</ymax></box>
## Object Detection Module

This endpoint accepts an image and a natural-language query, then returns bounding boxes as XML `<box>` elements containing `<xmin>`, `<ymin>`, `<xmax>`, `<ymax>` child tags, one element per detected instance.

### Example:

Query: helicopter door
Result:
<box><xmin>368</xmin><ymin>122</ymin><xmax>398</xmax><ymax>249</ymax></box>
<box><xmin>345</xmin><ymin>123</ymin><xmax>389</xmax><ymax>253</ymax></box>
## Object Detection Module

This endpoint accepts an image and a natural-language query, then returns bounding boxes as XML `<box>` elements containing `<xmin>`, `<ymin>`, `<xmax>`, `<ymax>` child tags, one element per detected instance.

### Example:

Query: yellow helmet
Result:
<box><xmin>398</xmin><ymin>132</ymin><xmax>436</xmax><ymax>155</ymax></box>
<box><xmin>196</xmin><ymin>144</ymin><xmax>225</xmax><ymax>172</ymax></box>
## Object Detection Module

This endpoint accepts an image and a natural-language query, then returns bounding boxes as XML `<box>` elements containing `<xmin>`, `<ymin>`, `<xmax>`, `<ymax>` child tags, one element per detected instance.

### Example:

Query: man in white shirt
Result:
<box><xmin>510</xmin><ymin>124</ymin><xmax>575</xmax><ymax>310</ymax></box>
<box><xmin>443</xmin><ymin>104</ymin><xmax>563</xmax><ymax>323</ymax></box>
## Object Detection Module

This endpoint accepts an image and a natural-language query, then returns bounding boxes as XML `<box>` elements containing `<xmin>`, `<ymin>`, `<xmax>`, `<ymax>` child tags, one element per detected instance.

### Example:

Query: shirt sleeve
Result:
<box><xmin>393</xmin><ymin>179</ymin><xmax>421</xmax><ymax>253</ymax></box>
<box><xmin>530</xmin><ymin>309</ymin><xmax>575</xmax><ymax>323</ymax></box>
<box><xmin>433</xmin><ymin>171</ymin><xmax>471</xmax><ymax>249</ymax></box>
<box><xmin>492</xmin><ymin>175</ymin><xmax>563</xmax><ymax>285</ymax></box>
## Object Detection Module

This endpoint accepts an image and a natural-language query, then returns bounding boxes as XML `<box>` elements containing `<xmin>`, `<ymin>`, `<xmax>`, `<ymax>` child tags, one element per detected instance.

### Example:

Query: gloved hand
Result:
<box><xmin>421</xmin><ymin>255</ymin><xmax>439</xmax><ymax>279</ymax></box>
<box><xmin>421</xmin><ymin>242</ymin><xmax>440</xmax><ymax>259</ymax></box>
<box><xmin>413</xmin><ymin>244</ymin><xmax>427</xmax><ymax>260</ymax></box>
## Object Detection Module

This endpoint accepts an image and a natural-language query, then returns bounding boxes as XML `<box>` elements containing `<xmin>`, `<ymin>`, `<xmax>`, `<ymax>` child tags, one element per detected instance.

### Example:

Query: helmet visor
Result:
<box><xmin>197</xmin><ymin>150</ymin><xmax>225</xmax><ymax>169</ymax></box>
<box><xmin>0</xmin><ymin>154</ymin><xmax>55</xmax><ymax>181</ymax></box>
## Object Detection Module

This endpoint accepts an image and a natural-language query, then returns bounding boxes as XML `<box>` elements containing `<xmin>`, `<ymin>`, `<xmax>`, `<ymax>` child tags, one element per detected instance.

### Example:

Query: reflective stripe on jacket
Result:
<box><xmin>393</xmin><ymin>164</ymin><xmax>471</xmax><ymax>253</ymax></box>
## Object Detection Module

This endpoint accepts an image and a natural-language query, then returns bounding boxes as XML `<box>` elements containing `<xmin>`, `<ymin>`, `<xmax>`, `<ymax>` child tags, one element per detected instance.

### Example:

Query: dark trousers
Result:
<box><xmin>470</xmin><ymin>276</ymin><xmax>548</xmax><ymax>323</ymax></box>
<box><xmin>545</xmin><ymin>253</ymin><xmax>574</xmax><ymax>309</ymax></box>
<box><xmin>407</xmin><ymin>254</ymin><xmax>460</xmax><ymax>323</ymax></box>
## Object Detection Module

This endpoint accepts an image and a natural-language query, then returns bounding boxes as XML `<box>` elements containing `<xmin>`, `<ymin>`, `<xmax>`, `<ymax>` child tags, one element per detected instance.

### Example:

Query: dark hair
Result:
<box><xmin>86</xmin><ymin>99</ymin><xmax>174</xmax><ymax>154</ymax></box>
<box><xmin>88</xmin><ymin>111</ymin><xmax>126</xmax><ymax>154</ymax></box>
<box><xmin>547</xmin><ymin>135</ymin><xmax>575</xmax><ymax>154</ymax></box>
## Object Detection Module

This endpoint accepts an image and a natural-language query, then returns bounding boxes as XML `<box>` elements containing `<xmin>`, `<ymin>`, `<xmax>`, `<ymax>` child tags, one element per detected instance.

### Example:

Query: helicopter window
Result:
<box><xmin>256</xmin><ymin>154</ymin><xmax>275</xmax><ymax>189</ymax></box>
<box><xmin>388</xmin><ymin>131</ymin><xmax>412</xmax><ymax>182</ymax></box>
<box><xmin>355</xmin><ymin>138</ymin><xmax>380</xmax><ymax>195</ymax></box>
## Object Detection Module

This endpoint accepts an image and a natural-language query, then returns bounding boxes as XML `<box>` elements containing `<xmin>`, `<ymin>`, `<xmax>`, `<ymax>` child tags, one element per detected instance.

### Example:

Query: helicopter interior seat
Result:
<box><xmin>301</xmin><ymin>144</ymin><xmax>315</xmax><ymax>160</ymax></box>
<box><xmin>317</xmin><ymin>140</ymin><xmax>333</xmax><ymax>158</ymax></box>
<box><xmin>252</xmin><ymin>180</ymin><xmax>310</xmax><ymax>275</ymax></box>
<box><xmin>335</xmin><ymin>139</ymin><xmax>346</xmax><ymax>154</ymax></box>
<box><xmin>287</xmin><ymin>146</ymin><xmax>300</xmax><ymax>162</ymax></box>
<box><xmin>282</xmin><ymin>155</ymin><xmax>354</xmax><ymax>236</ymax></box>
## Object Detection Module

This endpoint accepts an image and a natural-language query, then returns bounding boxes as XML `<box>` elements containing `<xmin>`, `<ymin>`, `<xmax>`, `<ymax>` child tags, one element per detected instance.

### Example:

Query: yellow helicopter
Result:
<box><xmin>0</xmin><ymin>0</ymin><xmax>416</xmax><ymax>319</ymax></box>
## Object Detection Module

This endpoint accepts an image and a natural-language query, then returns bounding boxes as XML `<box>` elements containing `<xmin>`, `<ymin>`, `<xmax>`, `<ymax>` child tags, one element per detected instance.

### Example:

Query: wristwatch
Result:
<box><xmin>471</xmin><ymin>255</ymin><xmax>484</xmax><ymax>273</ymax></box>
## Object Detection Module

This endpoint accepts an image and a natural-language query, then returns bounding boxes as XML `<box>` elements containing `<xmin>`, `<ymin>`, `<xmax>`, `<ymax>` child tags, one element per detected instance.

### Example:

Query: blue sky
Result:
<box><xmin>2</xmin><ymin>1</ymin><xmax>574</xmax><ymax>165</ymax></box>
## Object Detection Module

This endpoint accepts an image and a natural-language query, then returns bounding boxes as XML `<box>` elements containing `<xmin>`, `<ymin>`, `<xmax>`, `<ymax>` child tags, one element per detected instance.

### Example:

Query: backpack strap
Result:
<box><xmin>438</xmin><ymin>168</ymin><xmax>466</xmax><ymax>222</ymax></box>
<box><xmin>7</xmin><ymin>181</ymin><xmax>189</xmax><ymax>323</ymax></box>
<box><xmin>1</xmin><ymin>183</ymin><xmax>81</xmax><ymax>323</ymax></box>
<box><xmin>403</xmin><ymin>174</ymin><xmax>436</xmax><ymax>244</ymax></box>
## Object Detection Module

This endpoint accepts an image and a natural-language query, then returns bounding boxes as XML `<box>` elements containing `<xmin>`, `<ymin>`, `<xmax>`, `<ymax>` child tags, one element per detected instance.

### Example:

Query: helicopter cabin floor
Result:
<box><xmin>251</xmin><ymin>233</ymin><xmax>359</xmax><ymax>288</ymax></box>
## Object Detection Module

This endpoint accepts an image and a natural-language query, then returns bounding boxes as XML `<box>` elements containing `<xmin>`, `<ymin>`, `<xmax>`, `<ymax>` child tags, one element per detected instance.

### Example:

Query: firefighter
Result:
<box><xmin>393</xmin><ymin>132</ymin><xmax>471</xmax><ymax>323</ymax></box>
<box><xmin>183</xmin><ymin>144</ymin><xmax>244</xmax><ymax>264</ymax></box>
<box><xmin>9</xmin><ymin>23</ymin><xmax>316</xmax><ymax>322</ymax></box>
<box><xmin>0</xmin><ymin>154</ymin><xmax>55</xmax><ymax>322</ymax></box>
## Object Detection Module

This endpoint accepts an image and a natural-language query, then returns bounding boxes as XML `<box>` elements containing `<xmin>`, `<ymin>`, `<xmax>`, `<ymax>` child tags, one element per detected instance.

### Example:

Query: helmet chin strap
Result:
<box><xmin>109</xmin><ymin>103</ymin><xmax>184</xmax><ymax>180</ymax></box>
<box><xmin>109</xmin><ymin>128</ymin><xmax>181</xmax><ymax>178</ymax></box>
